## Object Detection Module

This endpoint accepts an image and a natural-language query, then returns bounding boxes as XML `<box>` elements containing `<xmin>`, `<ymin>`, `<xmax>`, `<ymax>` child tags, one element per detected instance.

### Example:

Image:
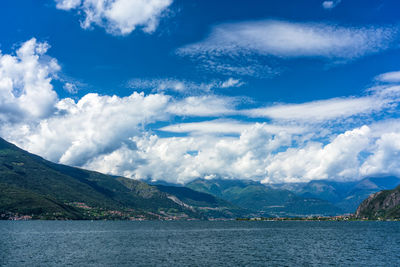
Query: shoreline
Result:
<box><xmin>2</xmin><ymin>216</ymin><xmax>399</xmax><ymax>222</ymax></box>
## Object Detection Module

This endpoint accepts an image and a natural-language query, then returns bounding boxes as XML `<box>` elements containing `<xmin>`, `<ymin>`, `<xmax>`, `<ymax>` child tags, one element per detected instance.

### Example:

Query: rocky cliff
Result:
<box><xmin>355</xmin><ymin>185</ymin><xmax>400</xmax><ymax>219</ymax></box>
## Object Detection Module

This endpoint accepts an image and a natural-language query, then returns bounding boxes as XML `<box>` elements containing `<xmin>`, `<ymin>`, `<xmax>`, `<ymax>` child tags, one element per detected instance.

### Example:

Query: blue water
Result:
<box><xmin>1</xmin><ymin>221</ymin><xmax>399</xmax><ymax>266</ymax></box>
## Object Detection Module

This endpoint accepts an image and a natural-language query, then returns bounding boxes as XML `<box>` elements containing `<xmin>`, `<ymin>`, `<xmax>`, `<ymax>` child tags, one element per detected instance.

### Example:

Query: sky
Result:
<box><xmin>1</xmin><ymin>0</ymin><xmax>400</xmax><ymax>184</ymax></box>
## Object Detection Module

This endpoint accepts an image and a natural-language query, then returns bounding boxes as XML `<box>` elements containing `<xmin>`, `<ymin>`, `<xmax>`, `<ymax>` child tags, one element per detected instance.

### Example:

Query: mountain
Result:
<box><xmin>154</xmin><ymin>185</ymin><xmax>248</xmax><ymax>218</ymax></box>
<box><xmin>355</xmin><ymin>185</ymin><xmax>400</xmax><ymax>219</ymax></box>
<box><xmin>186</xmin><ymin>179</ymin><xmax>343</xmax><ymax>217</ymax></box>
<box><xmin>272</xmin><ymin>176</ymin><xmax>400</xmax><ymax>213</ymax></box>
<box><xmin>0</xmin><ymin>137</ymin><xmax>237</xmax><ymax>220</ymax></box>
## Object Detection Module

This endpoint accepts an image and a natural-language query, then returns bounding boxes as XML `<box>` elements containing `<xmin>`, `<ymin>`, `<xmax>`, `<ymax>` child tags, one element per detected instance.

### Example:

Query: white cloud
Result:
<box><xmin>166</xmin><ymin>95</ymin><xmax>237</xmax><ymax>117</ymax></box>
<box><xmin>159</xmin><ymin>120</ymin><xmax>251</xmax><ymax>135</ymax></box>
<box><xmin>322</xmin><ymin>0</ymin><xmax>341</xmax><ymax>9</ymax></box>
<box><xmin>201</xmin><ymin>60</ymin><xmax>276</xmax><ymax>78</ymax></box>
<box><xmin>360</xmin><ymin>132</ymin><xmax>400</xmax><ymax>177</ymax></box>
<box><xmin>55</xmin><ymin>0</ymin><xmax>81</xmax><ymax>10</ymax></box>
<box><xmin>4</xmin><ymin>92</ymin><xmax>171</xmax><ymax>166</ymax></box>
<box><xmin>0</xmin><ymin>38</ymin><xmax>59</xmax><ymax>123</ymax></box>
<box><xmin>159</xmin><ymin>120</ymin><xmax>306</xmax><ymax>135</ymax></box>
<box><xmin>1</xmin><ymin>91</ymin><xmax>242</xmax><ymax>170</ymax></box>
<box><xmin>63</xmin><ymin>82</ymin><xmax>78</xmax><ymax>94</ymax></box>
<box><xmin>245</xmin><ymin>97</ymin><xmax>379</xmax><ymax>121</ymax></box>
<box><xmin>264</xmin><ymin>126</ymin><xmax>371</xmax><ymax>183</ymax></box>
<box><xmin>127</xmin><ymin>77</ymin><xmax>243</xmax><ymax>93</ymax></box>
<box><xmin>82</xmin><ymin>120</ymin><xmax>400</xmax><ymax>184</ymax></box>
<box><xmin>220</xmin><ymin>78</ymin><xmax>243</xmax><ymax>88</ymax></box>
<box><xmin>128</xmin><ymin>78</ymin><xmax>187</xmax><ymax>92</ymax></box>
<box><xmin>83</xmin><ymin>141</ymin><xmax>143</xmax><ymax>178</ymax></box>
<box><xmin>178</xmin><ymin>20</ymin><xmax>398</xmax><ymax>59</ymax></box>
<box><xmin>84</xmin><ymin>123</ymin><xmax>294</xmax><ymax>183</ymax></box>
<box><xmin>85</xmin><ymin>135</ymin><xmax>202</xmax><ymax>182</ymax></box>
<box><xmin>55</xmin><ymin>0</ymin><xmax>173</xmax><ymax>35</ymax></box>
<box><xmin>375</xmin><ymin>71</ymin><xmax>400</xmax><ymax>83</ymax></box>
<box><xmin>245</xmin><ymin>86</ymin><xmax>400</xmax><ymax>121</ymax></box>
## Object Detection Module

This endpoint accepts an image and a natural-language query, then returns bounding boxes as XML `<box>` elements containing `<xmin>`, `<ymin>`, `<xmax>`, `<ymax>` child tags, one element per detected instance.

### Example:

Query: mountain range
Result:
<box><xmin>185</xmin><ymin>176</ymin><xmax>400</xmax><ymax>216</ymax></box>
<box><xmin>269</xmin><ymin>176</ymin><xmax>400</xmax><ymax>213</ymax></box>
<box><xmin>186</xmin><ymin>179</ymin><xmax>343</xmax><ymax>217</ymax></box>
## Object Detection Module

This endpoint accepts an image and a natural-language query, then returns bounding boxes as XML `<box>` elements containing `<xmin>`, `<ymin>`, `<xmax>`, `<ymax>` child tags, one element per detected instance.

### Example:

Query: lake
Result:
<box><xmin>1</xmin><ymin>221</ymin><xmax>399</xmax><ymax>266</ymax></box>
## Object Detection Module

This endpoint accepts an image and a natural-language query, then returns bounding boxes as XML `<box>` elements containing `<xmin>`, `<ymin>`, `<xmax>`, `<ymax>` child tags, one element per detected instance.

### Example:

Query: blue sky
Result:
<box><xmin>1</xmin><ymin>0</ymin><xmax>400</xmax><ymax>184</ymax></box>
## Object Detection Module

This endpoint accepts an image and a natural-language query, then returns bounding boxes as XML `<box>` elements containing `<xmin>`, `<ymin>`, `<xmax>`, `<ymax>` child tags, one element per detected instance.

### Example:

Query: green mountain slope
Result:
<box><xmin>0</xmin><ymin>182</ymin><xmax>83</xmax><ymax>219</ymax></box>
<box><xmin>155</xmin><ymin>185</ymin><xmax>249</xmax><ymax>218</ymax></box>
<box><xmin>355</xmin><ymin>185</ymin><xmax>400</xmax><ymax>219</ymax></box>
<box><xmin>0</xmin><ymin>137</ymin><xmax>230</xmax><ymax>220</ymax></box>
<box><xmin>186</xmin><ymin>179</ymin><xmax>342</xmax><ymax>216</ymax></box>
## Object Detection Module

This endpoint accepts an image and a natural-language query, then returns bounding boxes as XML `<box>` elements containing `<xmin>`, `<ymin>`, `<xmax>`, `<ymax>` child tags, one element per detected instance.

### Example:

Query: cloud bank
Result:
<box><xmin>2</xmin><ymin>39</ymin><xmax>400</xmax><ymax>184</ymax></box>
<box><xmin>83</xmin><ymin>122</ymin><xmax>400</xmax><ymax>184</ymax></box>
<box><xmin>54</xmin><ymin>0</ymin><xmax>173</xmax><ymax>35</ymax></box>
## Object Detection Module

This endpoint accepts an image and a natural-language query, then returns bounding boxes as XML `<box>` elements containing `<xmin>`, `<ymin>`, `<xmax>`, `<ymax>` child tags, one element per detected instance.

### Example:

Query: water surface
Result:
<box><xmin>1</xmin><ymin>221</ymin><xmax>399</xmax><ymax>266</ymax></box>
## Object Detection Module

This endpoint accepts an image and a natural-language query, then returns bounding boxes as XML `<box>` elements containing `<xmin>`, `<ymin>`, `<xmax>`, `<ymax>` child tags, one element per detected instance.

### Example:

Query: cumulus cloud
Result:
<box><xmin>264</xmin><ymin>126</ymin><xmax>371</xmax><ymax>183</ymax></box>
<box><xmin>2</xmin><ymin>90</ymin><xmax>243</xmax><ymax>167</ymax></box>
<box><xmin>127</xmin><ymin>77</ymin><xmax>243</xmax><ymax>93</ymax></box>
<box><xmin>360</xmin><ymin>132</ymin><xmax>400</xmax><ymax>177</ymax></box>
<box><xmin>84</xmin><ymin>122</ymin><xmax>400</xmax><ymax>184</ymax></box>
<box><xmin>4</xmin><ymin>92</ymin><xmax>170</xmax><ymax>166</ymax></box>
<box><xmin>54</xmin><ymin>0</ymin><xmax>173</xmax><ymax>35</ymax></box>
<box><xmin>375</xmin><ymin>71</ymin><xmax>400</xmax><ymax>83</ymax></box>
<box><xmin>85</xmin><ymin>123</ymin><xmax>294</xmax><ymax>183</ymax></box>
<box><xmin>1</xmin><ymin>90</ymin><xmax>242</xmax><ymax>169</ymax></box>
<box><xmin>178</xmin><ymin>20</ymin><xmax>398</xmax><ymax>59</ymax></box>
<box><xmin>0</xmin><ymin>38</ymin><xmax>59</xmax><ymax>123</ymax></box>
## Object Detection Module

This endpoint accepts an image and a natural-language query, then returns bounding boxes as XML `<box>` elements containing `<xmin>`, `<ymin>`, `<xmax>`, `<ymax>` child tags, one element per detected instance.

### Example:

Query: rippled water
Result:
<box><xmin>1</xmin><ymin>221</ymin><xmax>399</xmax><ymax>266</ymax></box>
